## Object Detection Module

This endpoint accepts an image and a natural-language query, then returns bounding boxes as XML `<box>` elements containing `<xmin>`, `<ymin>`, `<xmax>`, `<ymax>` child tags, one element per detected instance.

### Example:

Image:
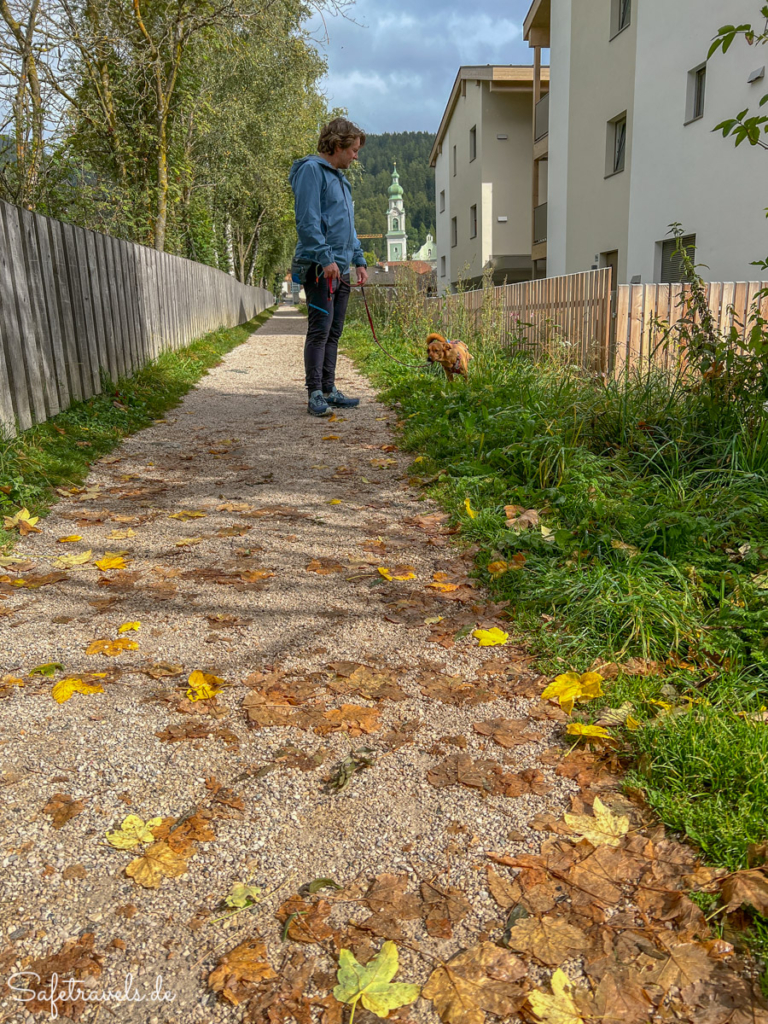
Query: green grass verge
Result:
<box><xmin>0</xmin><ymin>308</ymin><xmax>274</xmax><ymax>540</ymax></box>
<box><xmin>341</xmin><ymin>316</ymin><xmax>768</xmax><ymax>873</ymax></box>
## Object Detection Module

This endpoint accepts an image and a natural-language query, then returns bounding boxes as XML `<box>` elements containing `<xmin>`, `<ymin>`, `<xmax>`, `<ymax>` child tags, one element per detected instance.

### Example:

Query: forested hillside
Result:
<box><xmin>351</xmin><ymin>132</ymin><xmax>436</xmax><ymax>261</ymax></box>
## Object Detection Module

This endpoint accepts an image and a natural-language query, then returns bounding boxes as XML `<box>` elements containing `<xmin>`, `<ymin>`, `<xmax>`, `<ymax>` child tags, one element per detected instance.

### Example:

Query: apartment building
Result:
<box><xmin>524</xmin><ymin>0</ymin><xmax>767</xmax><ymax>284</ymax></box>
<box><xmin>430</xmin><ymin>65</ymin><xmax>548</xmax><ymax>294</ymax></box>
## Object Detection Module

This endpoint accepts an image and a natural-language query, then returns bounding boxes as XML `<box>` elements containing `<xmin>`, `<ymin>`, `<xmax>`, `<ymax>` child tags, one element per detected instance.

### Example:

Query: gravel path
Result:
<box><xmin>0</xmin><ymin>308</ymin><xmax>751</xmax><ymax>1024</ymax></box>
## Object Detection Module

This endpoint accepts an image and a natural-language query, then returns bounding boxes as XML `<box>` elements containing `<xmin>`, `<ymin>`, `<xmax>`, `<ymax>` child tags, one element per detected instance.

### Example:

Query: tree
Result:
<box><xmin>709</xmin><ymin>7</ymin><xmax>768</xmax><ymax>149</ymax></box>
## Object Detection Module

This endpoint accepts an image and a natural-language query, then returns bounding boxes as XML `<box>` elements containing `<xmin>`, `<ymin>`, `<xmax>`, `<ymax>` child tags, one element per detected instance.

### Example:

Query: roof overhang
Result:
<box><xmin>429</xmin><ymin>65</ymin><xmax>550</xmax><ymax>167</ymax></box>
<box><xmin>523</xmin><ymin>0</ymin><xmax>551</xmax><ymax>47</ymax></box>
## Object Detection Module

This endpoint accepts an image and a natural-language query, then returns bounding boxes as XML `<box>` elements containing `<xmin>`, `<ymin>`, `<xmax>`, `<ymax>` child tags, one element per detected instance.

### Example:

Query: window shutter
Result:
<box><xmin>660</xmin><ymin>235</ymin><xmax>696</xmax><ymax>283</ymax></box>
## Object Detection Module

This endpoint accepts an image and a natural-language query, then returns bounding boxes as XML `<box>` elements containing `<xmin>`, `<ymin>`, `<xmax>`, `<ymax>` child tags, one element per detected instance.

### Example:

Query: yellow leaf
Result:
<box><xmin>564</xmin><ymin>796</ymin><xmax>630</xmax><ymax>847</ymax></box>
<box><xmin>52</xmin><ymin>677</ymin><xmax>104</xmax><ymax>703</ymax></box>
<box><xmin>328</xmin><ymin>499</ymin><xmax>342</xmax><ymax>505</ymax></box>
<box><xmin>322</xmin><ymin>435</ymin><xmax>340</xmax><ymax>441</ymax></box>
<box><xmin>186</xmin><ymin>669</ymin><xmax>224</xmax><ymax>701</ymax></box>
<box><xmin>105</xmin><ymin>814</ymin><xmax>163</xmax><ymax>850</ymax></box>
<box><xmin>94</xmin><ymin>554</ymin><xmax>128</xmax><ymax>571</ymax></box>
<box><xmin>57</xmin><ymin>535</ymin><xmax>82</xmax><ymax>543</ymax></box>
<box><xmin>85</xmin><ymin>638</ymin><xmax>139</xmax><ymax>656</ymax></box>
<box><xmin>414</xmin><ymin>455</ymin><xmax>425</xmax><ymax>463</ymax></box>
<box><xmin>565</xmin><ymin>722</ymin><xmax>618</xmax><ymax>749</ymax></box>
<box><xmin>4</xmin><ymin>507</ymin><xmax>41</xmax><ymax>533</ymax></box>
<box><xmin>118</xmin><ymin>621</ymin><xmax>140</xmax><ymax>634</ymax></box>
<box><xmin>108</xmin><ymin>528</ymin><xmax>135</xmax><ymax>540</ymax></box>
<box><xmin>488</xmin><ymin>560</ymin><xmax>508</xmax><ymax>576</ymax></box>
<box><xmin>378</xmin><ymin>566</ymin><xmax>416</xmax><ymax>582</ymax></box>
<box><xmin>472</xmin><ymin>627</ymin><xmax>509</xmax><ymax>647</ymax></box>
<box><xmin>528</xmin><ymin>969</ymin><xmax>587</xmax><ymax>1024</ymax></box>
<box><xmin>541</xmin><ymin>671</ymin><xmax>604</xmax><ymax>715</ymax></box>
<box><xmin>464</xmin><ymin>497</ymin><xmax>477</xmax><ymax>519</ymax></box>
<box><xmin>626</xmin><ymin>714</ymin><xmax>641</xmax><ymax>732</ymax></box>
<box><xmin>126</xmin><ymin>841</ymin><xmax>189</xmax><ymax>888</ymax></box>
<box><xmin>428</xmin><ymin>581</ymin><xmax>459</xmax><ymax>592</ymax></box>
<box><xmin>175</xmin><ymin>536</ymin><xmax>203</xmax><ymax>547</ymax></box>
<box><xmin>54</xmin><ymin>549</ymin><xmax>93</xmax><ymax>568</ymax></box>
<box><xmin>169</xmin><ymin>510</ymin><xmax>207</xmax><ymax>520</ymax></box>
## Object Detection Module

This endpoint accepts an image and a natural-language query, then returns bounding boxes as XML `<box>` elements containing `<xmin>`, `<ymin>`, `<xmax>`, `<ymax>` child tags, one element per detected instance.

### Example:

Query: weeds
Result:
<box><xmin>0</xmin><ymin>309</ymin><xmax>273</xmax><ymax>545</ymax></box>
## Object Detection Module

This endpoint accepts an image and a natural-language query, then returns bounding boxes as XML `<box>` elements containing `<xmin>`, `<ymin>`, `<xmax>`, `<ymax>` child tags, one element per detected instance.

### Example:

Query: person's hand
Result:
<box><xmin>323</xmin><ymin>262</ymin><xmax>340</xmax><ymax>283</ymax></box>
<box><xmin>356</xmin><ymin>266</ymin><xmax>369</xmax><ymax>287</ymax></box>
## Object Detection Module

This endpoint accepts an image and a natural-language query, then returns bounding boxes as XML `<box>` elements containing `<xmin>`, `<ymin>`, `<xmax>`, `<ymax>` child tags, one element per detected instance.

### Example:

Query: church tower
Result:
<box><xmin>385</xmin><ymin>163</ymin><xmax>407</xmax><ymax>262</ymax></box>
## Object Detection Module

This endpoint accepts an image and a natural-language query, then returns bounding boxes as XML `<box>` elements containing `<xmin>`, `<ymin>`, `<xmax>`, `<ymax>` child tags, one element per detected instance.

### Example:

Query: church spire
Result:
<box><xmin>386</xmin><ymin>162</ymin><xmax>407</xmax><ymax>262</ymax></box>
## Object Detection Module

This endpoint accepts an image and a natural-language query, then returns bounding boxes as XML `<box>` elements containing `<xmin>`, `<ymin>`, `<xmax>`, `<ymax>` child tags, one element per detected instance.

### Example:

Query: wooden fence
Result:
<box><xmin>0</xmin><ymin>199</ymin><xmax>274</xmax><ymax>437</ymax></box>
<box><xmin>419</xmin><ymin>269</ymin><xmax>767</xmax><ymax>376</ymax></box>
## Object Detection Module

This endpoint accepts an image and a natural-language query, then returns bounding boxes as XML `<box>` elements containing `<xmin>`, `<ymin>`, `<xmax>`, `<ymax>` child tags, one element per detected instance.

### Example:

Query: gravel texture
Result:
<box><xmin>0</xmin><ymin>308</ymin><xmax>572</xmax><ymax>1022</ymax></box>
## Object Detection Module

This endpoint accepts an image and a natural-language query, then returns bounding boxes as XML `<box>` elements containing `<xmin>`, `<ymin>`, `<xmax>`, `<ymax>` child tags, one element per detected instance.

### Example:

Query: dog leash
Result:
<box><xmin>359</xmin><ymin>284</ymin><xmax>428</xmax><ymax>370</ymax></box>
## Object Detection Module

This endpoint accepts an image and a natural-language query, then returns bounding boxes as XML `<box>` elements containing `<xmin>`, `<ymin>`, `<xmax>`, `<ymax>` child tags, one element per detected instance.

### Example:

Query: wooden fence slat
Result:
<box><xmin>93</xmin><ymin>231</ymin><xmax>119</xmax><ymax>383</ymax></box>
<box><xmin>34</xmin><ymin>213</ymin><xmax>70</xmax><ymax>411</ymax></box>
<box><xmin>19</xmin><ymin>207</ymin><xmax>59</xmax><ymax>416</ymax></box>
<box><xmin>3</xmin><ymin>203</ymin><xmax>47</xmax><ymax>422</ymax></box>
<box><xmin>62</xmin><ymin>221</ymin><xmax>95</xmax><ymax>399</ymax></box>
<box><xmin>73</xmin><ymin>225</ymin><xmax>101</xmax><ymax>395</ymax></box>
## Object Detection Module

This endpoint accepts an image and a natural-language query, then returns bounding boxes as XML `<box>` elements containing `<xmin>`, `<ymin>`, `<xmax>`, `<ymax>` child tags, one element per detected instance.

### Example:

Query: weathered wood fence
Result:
<box><xmin>418</xmin><ymin>269</ymin><xmax>768</xmax><ymax>376</ymax></box>
<box><xmin>0</xmin><ymin>199</ymin><xmax>274</xmax><ymax>437</ymax></box>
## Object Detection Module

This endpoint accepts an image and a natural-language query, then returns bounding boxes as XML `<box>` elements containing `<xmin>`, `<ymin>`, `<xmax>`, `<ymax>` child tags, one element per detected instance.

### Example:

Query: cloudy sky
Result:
<box><xmin>305</xmin><ymin>0</ymin><xmax>540</xmax><ymax>135</ymax></box>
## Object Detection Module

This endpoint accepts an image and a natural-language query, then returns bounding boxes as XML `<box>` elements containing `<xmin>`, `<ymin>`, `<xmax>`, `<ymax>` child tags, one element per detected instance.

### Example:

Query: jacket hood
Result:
<box><xmin>289</xmin><ymin>155</ymin><xmax>337</xmax><ymax>186</ymax></box>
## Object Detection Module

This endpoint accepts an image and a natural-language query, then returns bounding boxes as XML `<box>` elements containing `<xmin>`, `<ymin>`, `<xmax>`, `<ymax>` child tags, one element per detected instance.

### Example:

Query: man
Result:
<box><xmin>290</xmin><ymin>117</ymin><xmax>369</xmax><ymax>417</ymax></box>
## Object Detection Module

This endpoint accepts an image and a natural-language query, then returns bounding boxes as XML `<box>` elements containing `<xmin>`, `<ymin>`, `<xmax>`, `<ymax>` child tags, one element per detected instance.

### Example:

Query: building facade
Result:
<box><xmin>412</xmin><ymin>232</ymin><xmax>437</xmax><ymax>267</ymax></box>
<box><xmin>385</xmin><ymin>165</ymin><xmax>407</xmax><ymax>262</ymax></box>
<box><xmin>524</xmin><ymin>0</ymin><xmax>767</xmax><ymax>284</ymax></box>
<box><xmin>430</xmin><ymin>66</ymin><xmax>547</xmax><ymax>294</ymax></box>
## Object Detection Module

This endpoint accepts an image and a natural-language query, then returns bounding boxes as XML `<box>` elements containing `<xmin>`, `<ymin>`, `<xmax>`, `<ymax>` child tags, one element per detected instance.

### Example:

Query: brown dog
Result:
<box><xmin>426</xmin><ymin>333</ymin><xmax>472</xmax><ymax>381</ymax></box>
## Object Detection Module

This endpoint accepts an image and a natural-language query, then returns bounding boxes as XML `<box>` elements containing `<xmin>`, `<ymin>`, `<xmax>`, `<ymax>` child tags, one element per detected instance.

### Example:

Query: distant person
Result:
<box><xmin>290</xmin><ymin>117</ymin><xmax>369</xmax><ymax>417</ymax></box>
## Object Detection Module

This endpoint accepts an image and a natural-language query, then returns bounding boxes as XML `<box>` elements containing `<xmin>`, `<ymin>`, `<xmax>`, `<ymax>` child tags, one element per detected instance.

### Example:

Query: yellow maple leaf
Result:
<box><xmin>377</xmin><ymin>567</ymin><xmax>416</xmax><ymax>582</ymax></box>
<box><xmin>428</xmin><ymin>581</ymin><xmax>459</xmax><ymax>592</ymax></box>
<box><xmin>464</xmin><ymin>497</ymin><xmax>477</xmax><ymax>519</ymax></box>
<box><xmin>52</xmin><ymin>677</ymin><xmax>104</xmax><ymax>703</ymax></box>
<box><xmin>105</xmin><ymin>814</ymin><xmax>163</xmax><ymax>850</ymax></box>
<box><xmin>472</xmin><ymin>627</ymin><xmax>509</xmax><ymax>647</ymax></box>
<box><xmin>322</xmin><ymin>435</ymin><xmax>340</xmax><ymax>441</ymax></box>
<box><xmin>328</xmin><ymin>499</ymin><xmax>342</xmax><ymax>505</ymax></box>
<box><xmin>186</xmin><ymin>669</ymin><xmax>224</xmax><ymax>701</ymax></box>
<box><xmin>564</xmin><ymin>796</ymin><xmax>630</xmax><ymax>847</ymax></box>
<box><xmin>94</xmin><ymin>554</ymin><xmax>128</xmax><ymax>571</ymax></box>
<box><xmin>118</xmin><ymin>622</ymin><xmax>140</xmax><ymax>634</ymax></box>
<box><xmin>57</xmin><ymin>535</ymin><xmax>82</xmax><ymax>543</ymax></box>
<box><xmin>85</xmin><ymin>638</ymin><xmax>139</xmax><ymax>656</ymax></box>
<box><xmin>126</xmin><ymin>841</ymin><xmax>189</xmax><ymax>888</ymax></box>
<box><xmin>565</xmin><ymin>722</ymin><xmax>617</xmax><ymax>749</ymax></box>
<box><xmin>4</xmin><ymin>508</ymin><xmax>41</xmax><ymax>534</ymax></box>
<box><xmin>54</xmin><ymin>549</ymin><xmax>93</xmax><ymax>569</ymax></box>
<box><xmin>176</xmin><ymin>537</ymin><xmax>203</xmax><ymax>547</ymax></box>
<box><xmin>108</xmin><ymin>528</ymin><xmax>135</xmax><ymax>540</ymax></box>
<box><xmin>488</xmin><ymin>560</ymin><xmax>508</xmax><ymax>576</ymax></box>
<box><xmin>169</xmin><ymin>510</ymin><xmax>207</xmax><ymax>520</ymax></box>
<box><xmin>528</xmin><ymin>969</ymin><xmax>587</xmax><ymax>1024</ymax></box>
<box><xmin>541</xmin><ymin>671</ymin><xmax>604</xmax><ymax>715</ymax></box>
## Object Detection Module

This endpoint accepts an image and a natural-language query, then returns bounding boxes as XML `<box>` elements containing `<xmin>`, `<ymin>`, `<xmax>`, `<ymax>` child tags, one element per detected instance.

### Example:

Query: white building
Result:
<box><xmin>385</xmin><ymin>165</ymin><xmax>407</xmax><ymax>262</ymax></box>
<box><xmin>524</xmin><ymin>0</ymin><xmax>767</xmax><ymax>284</ymax></box>
<box><xmin>412</xmin><ymin>232</ymin><xmax>437</xmax><ymax>267</ymax></box>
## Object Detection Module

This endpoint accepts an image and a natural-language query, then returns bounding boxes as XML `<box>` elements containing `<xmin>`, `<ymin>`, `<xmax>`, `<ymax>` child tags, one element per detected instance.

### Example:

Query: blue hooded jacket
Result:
<box><xmin>289</xmin><ymin>155</ymin><xmax>366</xmax><ymax>278</ymax></box>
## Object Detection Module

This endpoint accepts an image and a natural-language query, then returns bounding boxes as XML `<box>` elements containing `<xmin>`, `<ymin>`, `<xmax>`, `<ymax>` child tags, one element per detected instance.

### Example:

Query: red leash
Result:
<box><xmin>359</xmin><ymin>285</ymin><xmax>426</xmax><ymax>370</ymax></box>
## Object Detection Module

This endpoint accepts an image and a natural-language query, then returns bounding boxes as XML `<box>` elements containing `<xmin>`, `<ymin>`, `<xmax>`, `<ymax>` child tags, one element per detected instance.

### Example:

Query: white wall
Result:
<box><xmin>546</xmin><ymin>0</ymin><xmax>572</xmax><ymax>276</ymax></box>
<box><xmin>435</xmin><ymin>140</ymin><xmax>451</xmax><ymax>294</ymax></box>
<box><xmin>628</xmin><ymin>0</ymin><xmax>767</xmax><ymax>283</ymax></box>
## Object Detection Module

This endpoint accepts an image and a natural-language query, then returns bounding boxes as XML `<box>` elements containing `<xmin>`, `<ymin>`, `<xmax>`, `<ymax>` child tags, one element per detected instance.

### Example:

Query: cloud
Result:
<box><xmin>305</xmin><ymin>0</ymin><xmax>537</xmax><ymax>133</ymax></box>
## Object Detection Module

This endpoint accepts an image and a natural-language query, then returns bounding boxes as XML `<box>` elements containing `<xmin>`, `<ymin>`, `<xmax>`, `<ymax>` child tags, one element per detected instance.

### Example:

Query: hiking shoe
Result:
<box><xmin>323</xmin><ymin>385</ymin><xmax>360</xmax><ymax>408</ymax></box>
<box><xmin>307</xmin><ymin>390</ymin><xmax>331</xmax><ymax>417</ymax></box>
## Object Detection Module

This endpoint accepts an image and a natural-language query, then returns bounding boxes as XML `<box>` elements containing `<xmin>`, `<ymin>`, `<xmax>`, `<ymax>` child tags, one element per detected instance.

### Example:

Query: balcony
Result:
<box><xmin>534</xmin><ymin>202</ymin><xmax>548</xmax><ymax>244</ymax></box>
<box><xmin>535</xmin><ymin>91</ymin><xmax>549</xmax><ymax>141</ymax></box>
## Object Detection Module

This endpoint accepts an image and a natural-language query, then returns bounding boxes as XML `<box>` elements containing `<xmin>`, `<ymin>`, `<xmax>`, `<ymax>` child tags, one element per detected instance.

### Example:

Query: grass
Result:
<box><xmin>0</xmin><ymin>308</ymin><xmax>273</xmax><ymax>540</ymax></box>
<box><xmin>341</xmin><ymin>305</ymin><xmax>768</xmax><ymax>874</ymax></box>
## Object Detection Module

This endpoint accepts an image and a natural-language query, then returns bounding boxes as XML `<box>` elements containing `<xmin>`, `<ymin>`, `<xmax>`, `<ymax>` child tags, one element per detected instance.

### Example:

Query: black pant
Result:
<box><xmin>303</xmin><ymin>270</ymin><xmax>351</xmax><ymax>394</ymax></box>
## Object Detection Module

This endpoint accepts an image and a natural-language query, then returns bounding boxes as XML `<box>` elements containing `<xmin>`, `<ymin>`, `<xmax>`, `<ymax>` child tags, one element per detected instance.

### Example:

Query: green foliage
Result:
<box><xmin>710</xmin><ymin>9</ymin><xmax>768</xmax><ymax>151</ymax></box>
<box><xmin>351</xmin><ymin>132</ymin><xmax>436</xmax><ymax>261</ymax></box>
<box><xmin>0</xmin><ymin>310</ymin><xmax>273</xmax><ymax>542</ymax></box>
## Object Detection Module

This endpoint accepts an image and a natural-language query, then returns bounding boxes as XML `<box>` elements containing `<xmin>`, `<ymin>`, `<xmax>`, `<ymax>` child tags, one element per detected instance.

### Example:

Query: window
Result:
<box><xmin>451</xmin><ymin>217</ymin><xmax>457</xmax><ymax>247</ymax></box>
<box><xmin>660</xmin><ymin>234</ymin><xmax>696</xmax><ymax>283</ymax></box>
<box><xmin>452</xmin><ymin>145</ymin><xmax>457</xmax><ymax>176</ymax></box>
<box><xmin>440</xmin><ymin>255</ymin><xmax>446</xmax><ymax>277</ymax></box>
<box><xmin>610</xmin><ymin>0</ymin><xmax>631</xmax><ymax>37</ymax></box>
<box><xmin>469</xmin><ymin>125</ymin><xmax>477</xmax><ymax>162</ymax></box>
<box><xmin>470</xmin><ymin>204</ymin><xmax>477</xmax><ymax>239</ymax></box>
<box><xmin>686</xmin><ymin>64</ymin><xmax>707</xmax><ymax>122</ymax></box>
<box><xmin>393</xmin><ymin>219</ymin><xmax>398</xmax><ymax>230</ymax></box>
<box><xmin>439</xmin><ymin>190</ymin><xmax>445</xmax><ymax>213</ymax></box>
<box><xmin>606</xmin><ymin>113</ymin><xmax>627</xmax><ymax>175</ymax></box>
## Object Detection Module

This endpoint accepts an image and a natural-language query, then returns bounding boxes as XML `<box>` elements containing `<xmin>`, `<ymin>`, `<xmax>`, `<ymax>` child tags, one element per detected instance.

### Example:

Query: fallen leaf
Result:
<box><xmin>422</xmin><ymin>941</ymin><xmax>528</xmax><ymax>1024</ymax></box>
<box><xmin>43</xmin><ymin>793</ymin><xmax>85</xmax><ymax>829</ymax></box>
<box><xmin>505</xmin><ymin>915</ymin><xmax>587</xmax><ymax>966</ymax></box>
<box><xmin>527</xmin><ymin>968</ymin><xmax>587</xmax><ymax>1024</ymax></box>
<box><xmin>565</xmin><ymin>722</ymin><xmax>617</xmax><ymax>748</ymax></box>
<box><xmin>564</xmin><ymin>796</ymin><xmax>629</xmax><ymax>847</ymax></box>
<box><xmin>322</xmin><ymin>435</ymin><xmax>340</xmax><ymax>441</ymax></box>
<box><xmin>169</xmin><ymin>510</ymin><xmax>207</xmax><ymax>520</ymax></box>
<box><xmin>320</xmin><ymin>704</ymin><xmax>381</xmax><ymax>736</ymax></box>
<box><xmin>106</xmin><ymin>814</ymin><xmax>164</xmax><ymax>850</ymax></box>
<box><xmin>52</xmin><ymin>677</ymin><xmax>104</xmax><ymax>702</ymax></box>
<box><xmin>22</xmin><ymin>934</ymin><xmax>103</xmax><ymax>1018</ymax></box>
<box><xmin>334</xmin><ymin>941</ymin><xmax>420</xmax><ymax>1021</ymax></box>
<box><xmin>108</xmin><ymin>528</ymin><xmax>135</xmax><ymax>540</ymax></box>
<box><xmin>94</xmin><ymin>554</ymin><xmax>128</xmax><ymax>571</ymax></box>
<box><xmin>720</xmin><ymin>869</ymin><xmax>768</xmax><ymax>916</ymax></box>
<box><xmin>85</xmin><ymin>637</ymin><xmax>139</xmax><ymax>656</ymax></box>
<box><xmin>473</xmin><ymin>628</ymin><xmax>509</xmax><ymax>647</ymax></box>
<box><xmin>646</xmin><ymin>939</ymin><xmax>715</xmax><ymax>992</ymax></box>
<box><xmin>57</xmin><ymin>535</ymin><xmax>82</xmax><ymax>543</ymax></box>
<box><xmin>208</xmin><ymin>937</ymin><xmax>277</xmax><ymax>1006</ymax></box>
<box><xmin>176</xmin><ymin>536</ymin><xmax>203</xmax><ymax>547</ymax></box>
<box><xmin>187</xmin><ymin>670</ymin><xmax>224</xmax><ymax>701</ymax></box>
<box><xmin>307</xmin><ymin>557</ymin><xmax>346</xmax><ymax>574</ymax></box>
<box><xmin>505</xmin><ymin>507</ymin><xmax>540</xmax><ymax>532</ymax></box>
<box><xmin>223</xmin><ymin>882</ymin><xmax>262</xmax><ymax>909</ymax></box>
<box><xmin>29</xmin><ymin>661</ymin><xmax>65</xmax><ymax>677</ymax></box>
<box><xmin>118</xmin><ymin>621</ymin><xmax>140</xmax><ymax>634</ymax></box>
<box><xmin>473</xmin><ymin>718</ymin><xmax>542</xmax><ymax>748</ymax></box>
<box><xmin>277</xmin><ymin>896</ymin><xmax>334</xmax><ymax>943</ymax></box>
<box><xmin>464</xmin><ymin>497</ymin><xmax>477</xmax><ymax>519</ymax></box>
<box><xmin>541</xmin><ymin>671</ymin><xmax>603</xmax><ymax>715</ymax></box>
<box><xmin>488</xmin><ymin>560</ymin><xmax>508</xmax><ymax>576</ymax></box>
<box><xmin>420</xmin><ymin>880</ymin><xmax>471</xmax><ymax>938</ymax></box>
<box><xmin>53</xmin><ymin>549</ymin><xmax>93</xmax><ymax>568</ymax></box>
<box><xmin>143</xmin><ymin>662</ymin><xmax>184</xmax><ymax>679</ymax></box>
<box><xmin>378</xmin><ymin>566</ymin><xmax>417</xmax><ymax>582</ymax></box>
<box><xmin>125</xmin><ymin>841</ymin><xmax>189</xmax><ymax>888</ymax></box>
<box><xmin>3</xmin><ymin>507</ymin><xmax>41</xmax><ymax>534</ymax></box>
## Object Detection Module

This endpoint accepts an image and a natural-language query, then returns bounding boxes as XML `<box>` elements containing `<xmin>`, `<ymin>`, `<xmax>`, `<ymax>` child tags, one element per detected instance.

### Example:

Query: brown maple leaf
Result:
<box><xmin>473</xmin><ymin>717</ymin><xmax>543</xmax><ymax>748</ymax></box>
<box><xmin>23</xmin><ymin>934</ymin><xmax>104</xmax><ymax>1020</ymax></box>
<box><xmin>505</xmin><ymin>914</ymin><xmax>588</xmax><ymax>966</ymax></box>
<box><xmin>422</xmin><ymin>942</ymin><xmax>528</xmax><ymax>1024</ymax></box>
<box><xmin>208</xmin><ymin>937</ymin><xmax>278</xmax><ymax>1006</ymax></box>
<box><xmin>276</xmin><ymin>897</ymin><xmax>334</xmax><ymax>944</ymax></box>
<box><xmin>420</xmin><ymin>880</ymin><xmax>471</xmax><ymax>938</ymax></box>
<box><xmin>317</xmin><ymin>704</ymin><xmax>381</xmax><ymax>736</ymax></box>
<box><xmin>43</xmin><ymin>792</ymin><xmax>85</xmax><ymax>829</ymax></box>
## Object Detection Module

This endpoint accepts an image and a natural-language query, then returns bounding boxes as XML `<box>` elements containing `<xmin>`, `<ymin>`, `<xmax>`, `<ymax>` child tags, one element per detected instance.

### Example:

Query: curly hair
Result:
<box><xmin>317</xmin><ymin>117</ymin><xmax>366</xmax><ymax>155</ymax></box>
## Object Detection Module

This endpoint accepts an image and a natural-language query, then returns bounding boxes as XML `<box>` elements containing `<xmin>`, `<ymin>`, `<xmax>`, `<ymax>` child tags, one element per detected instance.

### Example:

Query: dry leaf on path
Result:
<box><xmin>486</xmin><ymin>867</ymin><xmax>522</xmax><ymax>910</ymax></box>
<box><xmin>125</xmin><ymin>841</ymin><xmax>189</xmax><ymax>888</ymax></box>
<box><xmin>85</xmin><ymin>637</ymin><xmax>138</xmax><ymax>657</ymax></box>
<box><xmin>422</xmin><ymin>941</ymin><xmax>528</xmax><ymax>1024</ymax></box>
<box><xmin>527</xmin><ymin>968</ymin><xmax>588</xmax><ymax>1024</ymax></box>
<box><xmin>54</xmin><ymin>549</ymin><xmax>93</xmax><ymax>568</ymax></box>
<box><xmin>503</xmin><ymin>768</ymin><xmax>552</xmax><ymax>798</ymax></box>
<box><xmin>307</xmin><ymin>557</ymin><xmax>346</xmax><ymax>574</ymax></box>
<box><xmin>94</xmin><ymin>554</ymin><xmax>129</xmax><ymax>571</ymax></box>
<box><xmin>105</xmin><ymin>814</ymin><xmax>163</xmax><ymax>850</ymax></box>
<box><xmin>43</xmin><ymin>793</ymin><xmax>85</xmax><ymax>829</ymax></box>
<box><xmin>564</xmin><ymin>797</ymin><xmax>630</xmax><ymax>847</ymax></box>
<box><xmin>23</xmin><ymin>934</ymin><xmax>103</xmax><ymax>1019</ymax></box>
<box><xmin>169</xmin><ymin>510</ymin><xmax>207</xmax><ymax>520</ymax></box>
<box><xmin>646</xmin><ymin>939</ymin><xmax>715</xmax><ymax>992</ymax></box>
<box><xmin>420</xmin><ymin>880</ymin><xmax>471</xmax><ymax>938</ymax></box>
<box><xmin>57</xmin><ymin>535</ymin><xmax>82</xmax><ymax>543</ymax></box>
<box><xmin>565</xmin><ymin>723</ymin><xmax>618</xmax><ymax>749</ymax></box>
<box><xmin>276</xmin><ymin>896</ymin><xmax>334</xmax><ymax>943</ymax></box>
<box><xmin>473</xmin><ymin>718</ymin><xmax>542</xmax><ymax>748</ymax></box>
<box><xmin>319</xmin><ymin>704</ymin><xmax>381</xmax><ymax>736</ymax></box>
<box><xmin>720</xmin><ymin>869</ymin><xmax>768</xmax><ymax>916</ymax></box>
<box><xmin>208</xmin><ymin>937</ymin><xmax>277</xmax><ymax>1006</ymax></box>
<box><xmin>365</xmin><ymin>874</ymin><xmax>422</xmax><ymax>921</ymax></box>
<box><xmin>186</xmin><ymin>670</ymin><xmax>224</xmax><ymax>701</ymax></box>
<box><xmin>505</xmin><ymin>915</ymin><xmax>587</xmax><ymax>966</ymax></box>
<box><xmin>4</xmin><ymin>507</ymin><xmax>41</xmax><ymax>534</ymax></box>
<box><xmin>472</xmin><ymin>628</ymin><xmax>509</xmax><ymax>647</ymax></box>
